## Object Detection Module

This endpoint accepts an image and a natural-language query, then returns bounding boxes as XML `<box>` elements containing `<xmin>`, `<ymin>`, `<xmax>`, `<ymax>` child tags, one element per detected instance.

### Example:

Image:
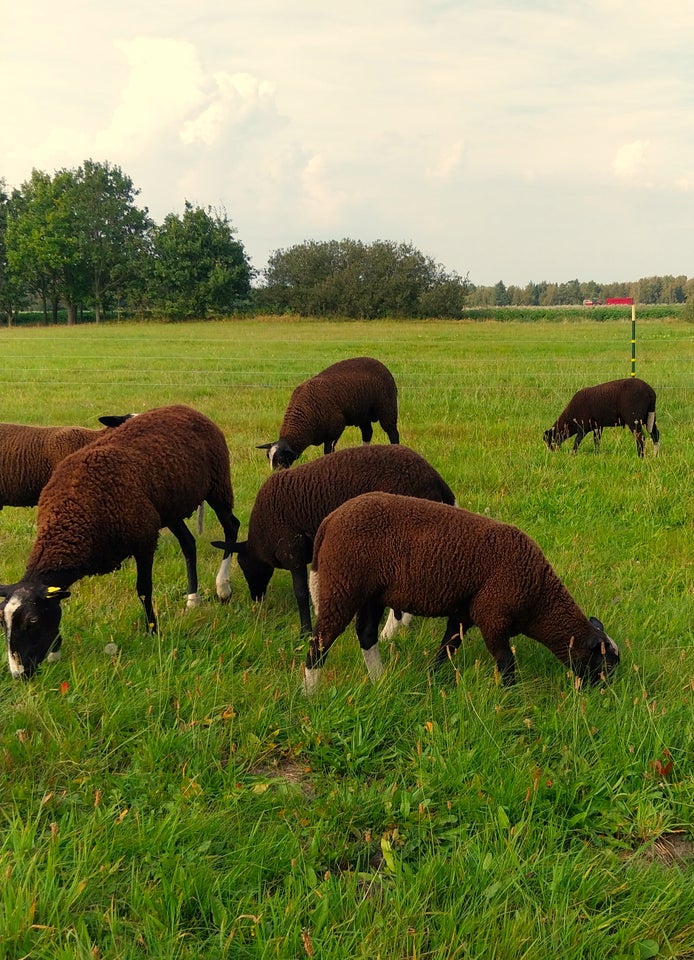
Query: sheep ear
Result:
<box><xmin>256</xmin><ymin>442</ymin><xmax>274</xmax><ymax>450</ymax></box>
<box><xmin>41</xmin><ymin>586</ymin><xmax>71</xmax><ymax>601</ymax></box>
<box><xmin>0</xmin><ymin>583</ymin><xmax>18</xmax><ymax>599</ymax></box>
<box><xmin>211</xmin><ymin>540</ymin><xmax>245</xmax><ymax>554</ymax></box>
<box><xmin>589</xmin><ymin>616</ymin><xmax>605</xmax><ymax>631</ymax></box>
<box><xmin>99</xmin><ymin>413</ymin><xmax>134</xmax><ymax>428</ymax></box>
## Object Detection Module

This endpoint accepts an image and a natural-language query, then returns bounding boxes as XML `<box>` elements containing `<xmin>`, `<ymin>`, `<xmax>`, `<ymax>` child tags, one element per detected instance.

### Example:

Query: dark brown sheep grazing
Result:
<box><xmin>0</xmin><ymin>405</ymin><xmax>239</xmax><ymax>678</ymax></box>
<box><xmin>258</xmin><ymin>356</ymin><xmax>400</xmax><ymax>468</ymax></box>
<box><xmin>543</xmin><ymin>377</ymin><xmax>659</xmax><ymax>457</ymax></box>
<box><xmin>304</xmin><ymin>492</ymin><xmax>619</xmax><ymax>693</ymax></box>
<box><xmin>0</xmin><ymin>421</ymin><xmax>122</xmax><ymax>509</ymax></box>
<box><xmin>212</xmin><ymin>444</ymin><xmax>456</xmax><ymax>634</ymax></box>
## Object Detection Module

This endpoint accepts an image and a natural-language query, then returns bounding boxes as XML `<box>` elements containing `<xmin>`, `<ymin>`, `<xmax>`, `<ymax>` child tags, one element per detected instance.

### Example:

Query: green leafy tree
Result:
<box><xmin>5</xmin><ymin>169</ymin><xmax>86</xmax><ymax>323</ymax></box>
<box><xmin>151</xmin><ymin>202</ymin><xmax>252</xmax><ymax>319</ymax></box>
<box><xmin>0</xmin><ymin>179</ymin><xmax>24</xmax><ymax>324</ymax></box>
<box><xmin>71</xmin><ymin>160</ymin><xmax>153</xmax><ymax>322</ymax></box>
<box><xmin>263</xmin><ymin>239</ymin><xmax>468</xmax><ymax>318</ymax></box>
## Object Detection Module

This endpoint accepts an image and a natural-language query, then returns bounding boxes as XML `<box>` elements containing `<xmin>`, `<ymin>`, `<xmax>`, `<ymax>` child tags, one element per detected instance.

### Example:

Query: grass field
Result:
<box><xmin>0</xmin><ymin>318</ymin><xmax>692</xmax><ymax>959</ymax></box>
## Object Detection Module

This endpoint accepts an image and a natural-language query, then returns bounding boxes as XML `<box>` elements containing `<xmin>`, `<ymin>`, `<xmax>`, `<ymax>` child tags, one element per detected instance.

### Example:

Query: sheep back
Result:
<box><xmin>0</xmin><ymin>423</ymin><xmax>103</xmax><ymax>508</ymax></box>
<box><xmin>310</xmin><ymin>492</ymin><xmax>614</xmax><ymax>677</ymax></box>
<box><xmin>275</xmin><ymin>357</ymin><xmax>399</xmax><ymax>459</ymax></box>
<box><xmin>26</xmin><ymin>405</ymin><xmax>234</xmax><ymax>580</ymax></box>
<box><xmin>247</xmin><ymin>444</ymin><xmax>455</xmax><ymax>570</ymax></box>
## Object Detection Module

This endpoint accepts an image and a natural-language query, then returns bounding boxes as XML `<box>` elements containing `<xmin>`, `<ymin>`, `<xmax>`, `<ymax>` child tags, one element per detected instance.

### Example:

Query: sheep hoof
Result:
<box><xmin>186</xmin><ymin>593</ymin><xmax>202</xmax><ymax>609</ymax></box>
<box><xmin>46</xmin><ymin>650</ymin><xmax>62</xmax><ymax>664</ymax></box>
<box><xmin>104</xmin><ymin>643</ymin><xmax>119</xmax><ymax>656</ymax></box>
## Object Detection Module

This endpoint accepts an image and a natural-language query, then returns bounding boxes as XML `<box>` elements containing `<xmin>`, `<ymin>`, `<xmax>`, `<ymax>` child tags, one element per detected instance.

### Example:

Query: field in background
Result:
<box><xmin>0</xmin><ymin>319</ymin><xmax>692</xmax><ymax>959</ymax></box>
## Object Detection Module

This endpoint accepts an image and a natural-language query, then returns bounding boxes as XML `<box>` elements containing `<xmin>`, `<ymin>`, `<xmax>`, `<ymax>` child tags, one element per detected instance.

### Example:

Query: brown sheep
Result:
<box><xmin>258</xmin><ymin>356</ymin><xmax>399</xmax><ymax>469</ymax></box>
<box><xmin>0</xmin><ymin>405</ymin><xmax>239</xmax><ymax>678</ymax></box>
<box><xmin>543</xmin><ymin>377</ymin><xmax>659</xmax><ymax>457</ymax></box>
<box><xmin>304</xmin><ymin>492</ymin><xmax>619</xmax><ymax>693</ymax></box>
<box><xmin>212</xmin><ymin>444</ymin><xmax>456</xmax><ymax>634</ymax></box>
<box><xmin>0</xmin><ymin>420</ymin><xmax>130</xmax><ymax>509</ymax></box>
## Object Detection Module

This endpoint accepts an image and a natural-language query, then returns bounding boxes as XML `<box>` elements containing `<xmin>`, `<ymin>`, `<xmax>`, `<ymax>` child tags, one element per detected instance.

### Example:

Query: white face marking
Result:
<box><xmin>362</xmin><ymin>643</ymin><xmax>384</xmax><ymax>682</ymax></box>
<box><xmin>4</xmin><ymin>595</ymin><xmax>23</xmax><ymax>677</ymax></box>
<box><xmin>215</xmin><ymin>555</ymin><xmax>232</xmax><ymax>600</ymax></box>
<box><xmin>604</xmin><ymin>634</ymin><xmax>619</xmax><ymax>658</ymax></box>
<box><xmin>268</xmin><ymin>443</ymin><xmax>280</xmax><ymax>469</ymax></box>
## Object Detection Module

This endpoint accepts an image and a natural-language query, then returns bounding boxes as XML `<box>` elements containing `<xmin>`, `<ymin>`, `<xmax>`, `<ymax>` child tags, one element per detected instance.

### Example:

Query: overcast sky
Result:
<box><xmin>3</xmin><ymin>1</ymin><xmax>693</xmax><ymax>286</ymax></box>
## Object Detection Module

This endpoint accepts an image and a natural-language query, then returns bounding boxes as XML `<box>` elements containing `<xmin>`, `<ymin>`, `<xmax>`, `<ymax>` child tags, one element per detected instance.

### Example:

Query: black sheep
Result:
<box><xmin>544</xmin><ymin>377</ymin><xmax>659</xmax><ymax>457</ymax></box>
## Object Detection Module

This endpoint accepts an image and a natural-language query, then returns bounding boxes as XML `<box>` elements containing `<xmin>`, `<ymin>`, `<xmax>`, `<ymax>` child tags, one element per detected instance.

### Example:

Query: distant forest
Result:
<box><xmin>2</xmin><ymin>161</ymin><xmax>692</xmax><ymax>323</ymax></box>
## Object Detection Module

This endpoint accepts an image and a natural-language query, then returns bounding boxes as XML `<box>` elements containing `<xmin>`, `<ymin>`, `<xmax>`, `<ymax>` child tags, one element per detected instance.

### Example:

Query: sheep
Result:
<box><xmin>211</xmin><ymin>444</ymin><xmax>456</xmax><ymax>635</ymax></box>
<box><xmin>257</xmin><ymin>356</ymin><xmax>400</xmax><ymax>469</ymax></box>
<box><xmin>543</xmin><ymin>377</ymin><xmax>659</xmax><ymax>457</ymax></box>
<box><xmin>303</xmin><ymin>491</ymin><xmax>620</xmax><ymax>694</ymax></box>
<box><xmin>0</xmin><ymin>417</ymin><xmax>132</xmax><ymax>510</ymax></box>
<box><xmin>0</xmin><ymin>404</ymin><xmax>240</xmax><ymax>679</ymax></box>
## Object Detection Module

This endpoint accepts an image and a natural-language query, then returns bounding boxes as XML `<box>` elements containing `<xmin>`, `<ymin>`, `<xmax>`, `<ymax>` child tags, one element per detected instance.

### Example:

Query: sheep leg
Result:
<box><xmin>647</xmin><ymin>413</ymin><xmax>660</xmax><ymax>455</ymax></box>
<box><xmin>472</xmin><ymin>608</ymin><xmax>516</xmax><ymax>684</ymax></box>
<box><xmin>592</xmin><ymin>426</ymin><xmax>602</xmax><ymax>452</ymax></box>
<box><xmin>168</xmin><ymin>518</ymin><xmax>200</xmax><ymax>608</ymax></box>
<box><xmin>433</xmin><ymin>614</ymin><xmax>470</xmax><ymax>668</ymax></box>
<box><xmin>631</xmin><ymin>425</ymin><xmax>646</xmax><ymax>458</ymax></box>
<box><xmin>359</xmin><ymin>421</ymin><xmax>374</xmax><ymax>444</ymax></box>
<box><xmin>291</xmin><ymin>566</ymin><xmax>313</xmax><ymax>635</ymax></box>
<box><xmin>209</xmin><ymin>504</ymin><xmax>241</xmax><ymax>601</ymax></box>
<box><xmin>572</xmin><ymin>424</ymin><xmax>586</xmax><ymax>453</ymax></box>
<box><xmin>355</xmin><ymin>600</ymin><xmax>386</xmax><ymax>682</ymax></box>
<box><xmin>134</xmin><ymin>547</ymin><xmax>158</xmax><ymax>634</ymax></box>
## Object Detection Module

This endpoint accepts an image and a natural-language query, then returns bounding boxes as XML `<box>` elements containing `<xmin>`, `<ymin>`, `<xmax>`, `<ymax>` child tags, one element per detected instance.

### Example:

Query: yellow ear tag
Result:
<box><xmin>47</xmin><ymin>586</ymin><xmax>63</xmax><ymax>594</ymax></box>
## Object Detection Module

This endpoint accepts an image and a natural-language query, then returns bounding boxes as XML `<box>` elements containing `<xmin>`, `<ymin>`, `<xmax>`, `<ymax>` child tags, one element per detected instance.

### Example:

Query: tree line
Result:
<box><xmin>468</xmin><ymin>276</ymin><xmax>693</xmax><ymax>308</ymax></box>
<box><xmin>0</xmin><ymin>161</ymin><xmax>252</xmax><ymax>324</ymax></box>
<box><xmin>1</xmin><ymin>159</ymin><xmax>692</xmax><ymax>324</ymax></box>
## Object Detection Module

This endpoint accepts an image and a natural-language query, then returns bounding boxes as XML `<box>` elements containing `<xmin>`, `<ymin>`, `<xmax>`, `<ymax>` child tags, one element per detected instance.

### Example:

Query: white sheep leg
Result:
<box><xmin>302</xmin><ymin>665</ymin><xmax>322</xmax><ymax>696</ymax></box>
<box><xmin>215</xmin><ymin>554</ymin><xmax>232</xmax><ymax>601</ymax></box>
<box><xmin>362</xmin><ymin>643</ymin><xmax>384</xmax><ymax>682</ymax></box>
<box><xmin>381</xmin><ymin>609</ymin><xmax>413</xmax><ymax>640</ymax></box>
<box><xmin>186</xmin><ymin>592</ymin><xmax>202</xmax><ymax>608</ymax></box>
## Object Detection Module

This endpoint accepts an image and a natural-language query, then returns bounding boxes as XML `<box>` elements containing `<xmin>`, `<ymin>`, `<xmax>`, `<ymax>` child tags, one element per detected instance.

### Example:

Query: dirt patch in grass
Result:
<box><xmin>631</xmin><ymin>832</ymin><xmax>694</xmax><ymax>867</ymax></box>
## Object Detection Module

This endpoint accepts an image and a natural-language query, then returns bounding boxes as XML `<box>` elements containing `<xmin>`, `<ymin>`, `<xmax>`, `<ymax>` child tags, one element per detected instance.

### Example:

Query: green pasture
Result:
<box><xmin>0</xmin><ymin>318</ymin><xmax>692</xmax><ymax>959</ymax></box>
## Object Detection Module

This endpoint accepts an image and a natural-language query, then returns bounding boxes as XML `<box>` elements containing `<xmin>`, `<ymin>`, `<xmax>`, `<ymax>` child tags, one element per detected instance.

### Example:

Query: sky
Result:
<box><xmin>2</xmin><ymin>0</ymin><xmax>693</xmax><ymax>287</ymax></box>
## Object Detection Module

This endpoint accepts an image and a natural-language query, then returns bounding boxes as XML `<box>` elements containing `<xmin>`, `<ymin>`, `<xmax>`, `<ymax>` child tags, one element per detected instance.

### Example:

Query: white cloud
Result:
<box><xmin>181</xmin><ymin>72</ymin><xmax>276</xmax><ymax>146</ymax></box>
<box><xmin>612</xmin><ymin>140</ymin><xmax>652</xmax><ymax>182</ymax></box>
<box><xmin>426</xmin><ymin>140</ymin><xmax>465</xmax><ymax>180</ymax></box>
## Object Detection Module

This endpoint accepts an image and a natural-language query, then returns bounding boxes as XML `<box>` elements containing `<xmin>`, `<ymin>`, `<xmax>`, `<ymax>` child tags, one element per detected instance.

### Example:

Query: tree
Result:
<box><xmin>5</xmin><ymin>168</ymin><xmax>88</xmax><ymax>324</ymax></box>
<box><xmin>0</xmin><ymin>179</ymin><xmax>24</xmax><ymax>324</ymax></box>
<box><xmin>262</xmin><ymin>239</ymin><xmax>468</xmax><ymax>318</ymax></box>
<box><xmin>151</xmin><ymin>202</ymin><xmax>252</xmax><ymax>319</ymax></box>
<box><xmin>71</xmin><ymin>160</ymin><xmax>153</xmax><ymax>322</ymax></box>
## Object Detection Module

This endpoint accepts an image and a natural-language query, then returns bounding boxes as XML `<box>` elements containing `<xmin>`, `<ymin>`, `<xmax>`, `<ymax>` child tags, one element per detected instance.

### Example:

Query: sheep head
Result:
<box><xmin>256</xmin><ymin>440</ymin><xmax>298</xmax><ymax>469</ymax></box>
<box><xmin>580</xmin><ymin>616</ymin><xmax>620</xmax><ymax>683</ymax></box>
<box><xmin>211</xmin><ymin>540</ymin><xmax>274</xmax><ymax>601</ymax></box>
<box><xmin>0</xmin><ymin>582</ymin><xmax>70</xmax><ymax>679</ymax></box>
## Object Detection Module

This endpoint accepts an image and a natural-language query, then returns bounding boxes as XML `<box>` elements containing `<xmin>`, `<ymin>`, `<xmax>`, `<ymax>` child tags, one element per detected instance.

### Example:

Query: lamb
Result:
<box><xmin>303</xmin><ymin>491</ymin><xmax>620</xmax><ymax>693</ymax></box>
<box><xmin>0</xmin><ymin>405</ymin><xmax>240</xmax><ymax>679</ymax></box>
<box><xmin>211</xmin><ymin>444</ymin><xmax>456</xmax><ymax>635</ymax></box>
<box><xmin>0</xmin><ymin>417</ymin><xmax>131</xmax><ymax>510</ymax></box>
<box><xmin>543</xmin><ymin>377</ymin><xmax>659</xmax><ymax>457</ymax></box>
<box><xmin>257</xmin><ymin>356</ymin><xmax>400</xmax><ymax>469</ymax></box>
